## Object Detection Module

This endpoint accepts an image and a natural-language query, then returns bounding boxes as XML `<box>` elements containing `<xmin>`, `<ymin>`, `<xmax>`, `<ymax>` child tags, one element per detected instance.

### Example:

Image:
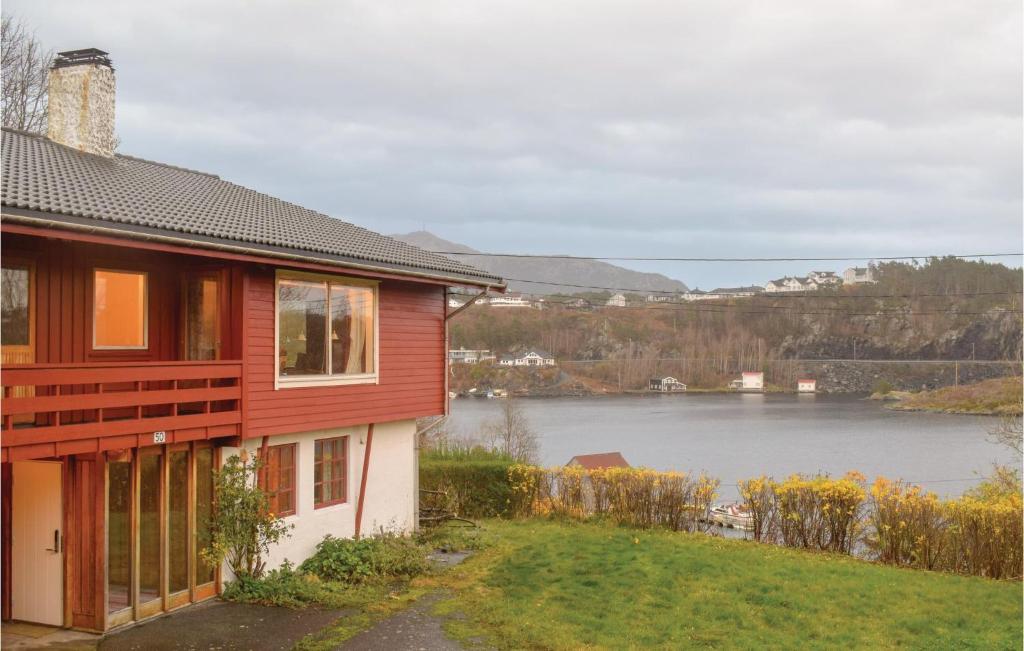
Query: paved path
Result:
<box><xmin>336</xmin><ymin>551</ymin><xmax>483</xmax><ymax>651</ymax></box>
<box><xmin>337</xmin><ymin>592</ymin><xmax>464</xmax><ymax>651</ymax></box>
<box><xmin>99</xmin><ymin>601</ymin><xmax>348</xmax><ymax>651</ymax></box>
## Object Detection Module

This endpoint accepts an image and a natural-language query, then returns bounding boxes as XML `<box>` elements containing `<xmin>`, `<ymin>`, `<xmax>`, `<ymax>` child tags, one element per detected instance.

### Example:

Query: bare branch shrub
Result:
<box><xmin>485</xmin><ymin>396</ymin><xmax>539</xmax><ymax>463</ymax></box>
<box><xmin>2</xmin><ymin>14</ymin><xmax>53</xmax><ymax>133</ymax></box>
<box><xmin>988</xmin><ymin>415</ymin><xmax>1022</xmax><ymax>455</ymax></box>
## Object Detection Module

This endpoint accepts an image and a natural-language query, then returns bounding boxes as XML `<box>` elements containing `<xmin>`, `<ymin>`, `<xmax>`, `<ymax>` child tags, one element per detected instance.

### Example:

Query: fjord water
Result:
<box><xmin>449</xmin><ymin>394</ymin><xmax>1018</xmax><ymax>499</ymax></box>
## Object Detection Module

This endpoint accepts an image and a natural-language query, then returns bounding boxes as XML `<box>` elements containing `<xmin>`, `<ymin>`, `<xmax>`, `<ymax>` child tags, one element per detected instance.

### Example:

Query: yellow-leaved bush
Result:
<box><xmin>942</xmin><ymin>467</ymin><xmax>1022</xmax><ymax>580</ymax></box>
<box><xmin>772</xmin><ymin>472</ymin><xmax>866</xmax><ymax>553</ymax></box>
<box><xmin>737</xmin><ymin>467</ymin><xmax>1022</xmax><ymax>579</ymax></box>
<box><xmin>503</xmin><ymin>463</ymin><xmax>1021</xmax><ymax>579</ymax></box>
<box><xmin>507</xmin><ymin>464</ymin><xmax>719</xmax><ymax>532</ymax></box>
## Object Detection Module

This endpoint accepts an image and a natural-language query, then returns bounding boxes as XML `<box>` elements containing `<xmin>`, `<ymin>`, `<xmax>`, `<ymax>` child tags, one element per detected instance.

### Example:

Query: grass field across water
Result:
<box><xmin>430</xmin><ymin>519</ymin><xmax>1022</xmax><ymax>650</ymax></box>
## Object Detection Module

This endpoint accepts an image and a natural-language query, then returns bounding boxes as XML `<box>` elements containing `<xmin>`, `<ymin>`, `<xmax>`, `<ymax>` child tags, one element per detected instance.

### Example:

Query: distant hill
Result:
<box><xmin>391</xmin><ymin>231</ymin><xmax>689</xmax><ymax>295</ymax></box>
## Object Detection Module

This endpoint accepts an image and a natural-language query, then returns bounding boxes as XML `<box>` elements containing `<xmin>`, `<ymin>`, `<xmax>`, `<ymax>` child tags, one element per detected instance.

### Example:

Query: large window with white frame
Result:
<box><xmin>276</xmin><ymin>272</ymin><xmax>377</xmax><ymax>387</ymax></box>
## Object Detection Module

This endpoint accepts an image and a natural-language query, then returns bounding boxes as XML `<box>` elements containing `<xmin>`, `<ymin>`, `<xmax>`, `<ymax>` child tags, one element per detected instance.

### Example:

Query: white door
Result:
<box><xmin>11</xmin><ymin>461</ymin><xmax>63</xmax><ymax>626</ymax></box>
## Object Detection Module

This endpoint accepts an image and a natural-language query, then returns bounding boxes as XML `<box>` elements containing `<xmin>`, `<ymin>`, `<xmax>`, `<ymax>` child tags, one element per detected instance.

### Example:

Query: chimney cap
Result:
<box><xmin>52</xmin><ymin>48</ymin><xmax>113</xmax><ymax>70</ymax></box>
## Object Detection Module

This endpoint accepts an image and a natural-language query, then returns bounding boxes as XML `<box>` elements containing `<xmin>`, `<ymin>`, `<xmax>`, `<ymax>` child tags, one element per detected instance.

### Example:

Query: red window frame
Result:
<box><xmin>314</xmin><ymin>436</ymin><xmax>348</xmax><ymax>508</ymax></box>
<box><xmin>261</xmin><ymin>443</ymin><xmax>297</xmax><ymax>517</ymax></box>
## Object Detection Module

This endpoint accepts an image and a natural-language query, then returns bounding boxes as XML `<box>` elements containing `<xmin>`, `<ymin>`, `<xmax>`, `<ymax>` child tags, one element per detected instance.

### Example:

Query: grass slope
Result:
<box><xmin>890</xmin><ymin>376</ymin><xmax>1023</xmax><ymax>415</ymax></box>
<box><xmin>434</xmin><ymin>519</ymin><xmax>1022</xmax><ymax>650</ymax></box>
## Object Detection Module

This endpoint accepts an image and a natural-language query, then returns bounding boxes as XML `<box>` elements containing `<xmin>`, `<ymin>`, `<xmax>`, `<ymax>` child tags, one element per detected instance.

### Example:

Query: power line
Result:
<box><xmin>503</xmin><ymin>293</ymin><xmax>1021</xmax><ymax>318</ymax></box>
<box><xmin>554</xmin><ymin>358</ymin><xmax>1020</xmax><ymax>365</ymax></box>
<box><xmin>717</xmin><ymin>477</ymin><xmax>986</xmax><ymax>488</ymax></box>
<box><xmin>496</xmin><ymin>277</ymin><xmax>1023</xmax><ymax>296</ymax></box>
<box><xmin>430</xmin><ymin>250</ymin><xmax>1024</xmax><ymax>262</ymax></box>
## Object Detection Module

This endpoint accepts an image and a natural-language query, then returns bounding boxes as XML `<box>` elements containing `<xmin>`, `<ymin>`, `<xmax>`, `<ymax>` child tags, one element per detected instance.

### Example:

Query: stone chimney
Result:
<box><xmin>47</xmin><ymin>49</ymin><xmax>116</xmax><ymax>157</ymax></box>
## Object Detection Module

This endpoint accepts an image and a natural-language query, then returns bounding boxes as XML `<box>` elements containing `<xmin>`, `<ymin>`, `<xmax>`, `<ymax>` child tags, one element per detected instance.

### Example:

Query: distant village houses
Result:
<box><xmin>646</xmin><ymin>293</ymin><xmax>676</xmax><ymax>303</ymax></box>
<box><xmin>843</xmin><ymin>266</ymin><xmax>877</xmax><ymax>285</ymax></box>
<box><xmin>764</xmin><ymin>271</ymin><xmax>842</xmax><ymax>293</ymax></box>
<box><xmin>487</xmin><ymin>294</ymin><xmax>533</xmax><ymax>308</ymax></box>
<box><xmin>499</xmin><ymin>349</ymin><xmax>556</xmax><ymax>367</ymax></box>
<box><xmin>808</xmin><ymin>271</ymin><xmax>842</xmax><ymax>286</ymax></box>
<box><xmin>606</xmin><ymin>293</ymin><xmax>627</xmax><ymax>307</ymax></box>
<box><xmin>731</xmin><ymin>371</ymin><xmax>764</xmax><ymax>392</ymax></box>
<box><xmin>448</xmin><ymin>348</ymin><xmax>496</xmax><ymax>364</ymax></box>
<box><xmin>684</xmin><ymin>286</ymin><xmax>764</xmax><ymax>301</ymax></box>
<box><xmin>650</xmin><ymin>376</ymin><xmax>687</xmax><ymax>392</ymax></box>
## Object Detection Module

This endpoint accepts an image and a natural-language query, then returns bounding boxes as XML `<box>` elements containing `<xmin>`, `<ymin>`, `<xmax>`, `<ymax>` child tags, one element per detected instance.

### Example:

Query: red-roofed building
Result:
<box><xmin>566</xmin><ymin>452</ymin><xmax>631</xmax><ymax>470</ymax></box>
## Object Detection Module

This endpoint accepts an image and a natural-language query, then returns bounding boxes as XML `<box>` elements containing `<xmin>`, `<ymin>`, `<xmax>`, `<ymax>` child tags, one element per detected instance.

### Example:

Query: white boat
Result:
<box><xmin>708</xmin><ymin>502</ymin><xmax>753</xmax><ymax>531</ymax></box>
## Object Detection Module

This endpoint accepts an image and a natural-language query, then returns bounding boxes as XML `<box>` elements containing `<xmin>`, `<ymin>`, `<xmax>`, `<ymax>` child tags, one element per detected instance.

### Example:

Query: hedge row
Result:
<box><xmin>419</xmin><ymin>453</ymin><xmax>514</xmax><ymax>518</ymax></box>
<box><xmin>421</xmin><ymin>452</ymin><xmax>1023</xmax><ymax>581</ymax></box>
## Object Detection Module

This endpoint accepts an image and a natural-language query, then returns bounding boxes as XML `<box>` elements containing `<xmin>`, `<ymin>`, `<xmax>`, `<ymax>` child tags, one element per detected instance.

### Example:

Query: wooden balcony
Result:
<box><xmin>1</xmin><ymin>360</ymin><xmax>243</xmax><ymax>461</ymax></box>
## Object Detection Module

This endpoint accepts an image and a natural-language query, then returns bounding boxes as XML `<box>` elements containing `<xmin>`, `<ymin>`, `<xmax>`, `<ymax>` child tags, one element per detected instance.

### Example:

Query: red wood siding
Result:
<box><xmin>244</xmin><ymin>270</ymin><xmax>445</xmax><ymax>437</ymax></box>
<box><xmin>67</xmin><ymin>455</ymin><xmax>104</xmax><ymax>630</ymax></box>
<box><xmin>2</xmin><ymin>234</ymin><xmax>243</xmax><ymax>364</ymax></box>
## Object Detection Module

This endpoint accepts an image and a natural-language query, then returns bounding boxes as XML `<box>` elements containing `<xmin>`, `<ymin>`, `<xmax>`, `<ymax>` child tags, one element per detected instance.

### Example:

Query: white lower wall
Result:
<box><xmin>220</xmin><ymin>418</ymin><xmax>417</xmax><ymax>578</ymax></box>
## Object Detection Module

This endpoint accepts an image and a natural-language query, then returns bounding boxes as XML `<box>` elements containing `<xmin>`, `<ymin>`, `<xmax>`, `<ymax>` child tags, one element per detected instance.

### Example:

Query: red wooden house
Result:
<box><xmin>0</xmin><ymin>49</ymin><xmax>503</xmax><ymax>632</ymax></box>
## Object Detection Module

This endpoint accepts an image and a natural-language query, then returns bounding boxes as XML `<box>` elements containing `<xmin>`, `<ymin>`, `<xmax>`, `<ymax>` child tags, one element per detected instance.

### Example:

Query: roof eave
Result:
<box><xmin>0</xmin><ymin>207</ymin><xmax>507</xmax><ymax>291</ymax></box>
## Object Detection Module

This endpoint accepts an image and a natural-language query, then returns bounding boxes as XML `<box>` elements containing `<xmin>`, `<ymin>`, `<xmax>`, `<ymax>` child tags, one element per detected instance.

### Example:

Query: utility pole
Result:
<box><xmin>971</xmin><ymin>342</ymin><xmax>975</xmax><ymax>360</ymax></box>
<box><xmin>955</xmin><ymin>360</ymin><xmax>959</xmax><ymax>387</ymax></box>
<box><xmin>853</xmin><ymin>340</ymin><xmax>857</xmax><ymax>361</ymax></box>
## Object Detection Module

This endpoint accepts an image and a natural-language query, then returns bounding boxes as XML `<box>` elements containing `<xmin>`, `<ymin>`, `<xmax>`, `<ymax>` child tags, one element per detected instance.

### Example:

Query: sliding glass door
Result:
<box><xmin>137</xmin><ymin>448</ymin><xmax>163</xmax><ymax>618</ymax></box>
<box><xmin>167</xmin><ymin>447</ymin><xmax>190</xmax><ymax>609</ymax></box>
<box><xmin>105</xmin><ymin>442</ymin><xmax>217</xmax><ymax>628</ymax></box>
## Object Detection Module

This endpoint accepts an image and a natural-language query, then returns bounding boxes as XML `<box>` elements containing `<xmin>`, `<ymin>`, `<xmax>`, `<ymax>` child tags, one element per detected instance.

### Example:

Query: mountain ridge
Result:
<box><xmin>391</xmin><ymin>231</ymin><xmax>689</xmax><ymax>295</ymax></box>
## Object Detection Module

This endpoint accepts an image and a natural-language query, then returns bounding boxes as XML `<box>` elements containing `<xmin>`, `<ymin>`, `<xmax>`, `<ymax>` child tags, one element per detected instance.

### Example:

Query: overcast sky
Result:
<box><xmin>7</xmin><ymin>1</ymin><xmax>1021</xmax><ymax>288</ymax></box>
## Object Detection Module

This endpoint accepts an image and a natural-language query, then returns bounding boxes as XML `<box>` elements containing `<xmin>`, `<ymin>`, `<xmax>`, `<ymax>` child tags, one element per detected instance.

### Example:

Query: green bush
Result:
<box><xmin>202</xmin><ymin>453</ymin><xmax>293</xmax><ymax>579</ymax></box>
<box><xmin>873</xmin><ymin>379</ymin><xmax>894</xmax><ymax>395</ymax></box>
<box><xmin>299</xmin><ymin>534</ymin><xmax>430</xmax><ymax>583</ymax></box>
<box><xmin>223</xmin><ymin>561</ymin><xmax>341</xmax><ymax>608</ymax></box>
<box><xmin>420</xmin><ymin>446</ymin><xmax>514</xmax><ymax>518</ymax></box>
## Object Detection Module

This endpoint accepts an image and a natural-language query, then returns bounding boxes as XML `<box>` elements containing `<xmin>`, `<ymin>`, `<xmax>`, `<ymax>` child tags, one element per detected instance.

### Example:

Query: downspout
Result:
<box><xmin>354</xmin><ymin>423</ymin><xmax>375</xmax><ymax>539</ymax></box>
<box><xmin>444</xmin><ymin>289</ymin><xmax>488</xmax><ymax>414</ymax></box>
<box><xmin>445</xmin><ymin>289</ymin><xmax>489</xmax><ymax>321</ymax></box>
<box><xmin>258</xmin><ymin>435</ymin><xmax>270</xmax><ymax>487</ymax></box>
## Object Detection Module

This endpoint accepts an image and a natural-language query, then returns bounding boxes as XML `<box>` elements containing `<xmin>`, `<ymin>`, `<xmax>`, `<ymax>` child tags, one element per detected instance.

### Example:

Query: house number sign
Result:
<box><xmin>153</xmin><ymin>431</ymin><xmax>167</xmax><ymax>444</ymax></box>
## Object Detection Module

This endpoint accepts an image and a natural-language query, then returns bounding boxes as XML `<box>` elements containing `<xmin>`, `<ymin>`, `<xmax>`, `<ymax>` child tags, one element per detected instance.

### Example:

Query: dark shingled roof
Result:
<box><xmin>1</xmin><ymin>128</ymin><xmax>503</xmax><ymax>287</ymax></box>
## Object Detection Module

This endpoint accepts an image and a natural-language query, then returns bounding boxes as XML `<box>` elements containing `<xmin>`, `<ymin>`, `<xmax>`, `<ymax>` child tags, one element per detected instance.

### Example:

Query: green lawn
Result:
<box><xmin>430</xmin><ymin>519</ymin><xmax>1022</xmax><ymax>650</ymax></box>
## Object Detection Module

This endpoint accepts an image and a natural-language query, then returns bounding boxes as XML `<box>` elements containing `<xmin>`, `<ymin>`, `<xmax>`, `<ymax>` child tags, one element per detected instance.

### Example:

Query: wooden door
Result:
<box><xmin>11</xmin><ymin>461</ymin><xmax>63</xmax><ymax>626</ymax></box>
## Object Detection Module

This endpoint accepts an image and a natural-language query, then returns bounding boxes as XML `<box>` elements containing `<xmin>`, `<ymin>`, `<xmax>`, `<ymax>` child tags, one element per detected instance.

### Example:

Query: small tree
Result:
<box><xmin>486</xmin><ymin>396</ymin><xmax>539</xmax><ymax>463</ymax></box>
<box><xmin>1</xmin><ymin>14</ymin><xmax>53</xmax><ymax>133</ymax></box>
<box><xmin>201</xmin><ymin>452</ymin><xmax>292</xmax><ymax>580</ymax></box>
<box><xmin>988</xmin><ymin>415</ymin><xmax>1022</xmax><ymax>456</ymax></box>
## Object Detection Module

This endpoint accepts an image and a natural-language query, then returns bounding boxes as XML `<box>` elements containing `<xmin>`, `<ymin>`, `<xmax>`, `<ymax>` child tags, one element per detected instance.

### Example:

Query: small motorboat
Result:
<box><xmin>708</xmin><ymin>502</ymin><xmax>754</xmax><ymax>531</ymax></box>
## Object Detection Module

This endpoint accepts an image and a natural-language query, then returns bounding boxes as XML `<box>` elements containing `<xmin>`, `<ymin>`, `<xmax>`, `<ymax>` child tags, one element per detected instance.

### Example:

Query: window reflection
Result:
<box><xmin>168</xmin><ymin>451</ymin><xmax>189</xmax><ymax>593</ymax></box>
<box><xmin>278</xmin><ymin>279</ymin><xmax>327</xmax><ymax>375</ymax></box>
<box><xmin>1</xmin><ymin>265</ymin><xmax>30</xmax><ymax>346</ymax></box>
<box><xmin>195</xmin><ymin>448</ymin><xmax>216</xmax><ymax>585</ymax></box>
<box><xmin>107</xmin><ymin>460</ymin><xmax>132</xmax><ymax>613</ymax></box>
<box><xmin>139</xmin><ymin>452</ymin><xmax>162</xmax><ymax>604</ymax></box>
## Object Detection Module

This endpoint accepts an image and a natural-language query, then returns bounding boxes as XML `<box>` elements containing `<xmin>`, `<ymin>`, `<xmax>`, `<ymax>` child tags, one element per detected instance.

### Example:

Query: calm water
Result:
<box><xmin>449</xmin><ymin>394</ymin><xmax>1019</xmax><ymax>499</ymax></box>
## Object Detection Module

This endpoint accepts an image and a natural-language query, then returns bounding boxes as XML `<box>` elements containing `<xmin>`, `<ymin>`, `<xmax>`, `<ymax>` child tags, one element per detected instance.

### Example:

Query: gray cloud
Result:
<box><xmin>6</xmin><ymin>0</ymin><xmax>1021</xmax><ymax>287</ymax></box>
